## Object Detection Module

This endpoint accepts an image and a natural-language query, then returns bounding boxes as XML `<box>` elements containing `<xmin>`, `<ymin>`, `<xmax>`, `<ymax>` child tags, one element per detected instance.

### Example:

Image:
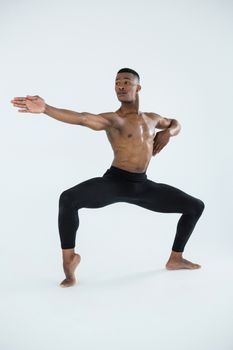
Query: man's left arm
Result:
<box><xmin>151</xmin><ymin>113</ymin><xmax>182</xmax><ymax>155</ymax></box>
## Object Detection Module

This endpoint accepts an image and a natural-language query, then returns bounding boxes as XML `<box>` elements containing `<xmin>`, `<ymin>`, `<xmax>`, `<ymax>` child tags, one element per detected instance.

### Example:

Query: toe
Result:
<box><xmin>195</xmin><ymin>264</ymin><xmax>201</xmax><ymax>269</ymax></box>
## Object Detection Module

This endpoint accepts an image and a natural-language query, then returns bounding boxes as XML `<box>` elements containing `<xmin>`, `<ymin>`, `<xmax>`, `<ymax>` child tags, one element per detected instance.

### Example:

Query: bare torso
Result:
<box><xmin>105</xmin><ymin>111</ymin><xmax>159</xmax><ymax>173</ymax></box>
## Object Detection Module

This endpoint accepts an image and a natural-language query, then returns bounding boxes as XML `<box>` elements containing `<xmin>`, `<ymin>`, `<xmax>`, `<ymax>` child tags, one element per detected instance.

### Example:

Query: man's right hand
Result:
<box><xmin>11</xmin><ymin>95</ymin><xmax>46</xmax><ymax>113</ymax></box>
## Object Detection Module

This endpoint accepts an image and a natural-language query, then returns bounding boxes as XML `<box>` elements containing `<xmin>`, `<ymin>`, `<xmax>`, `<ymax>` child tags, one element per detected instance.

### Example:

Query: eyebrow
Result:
<box><xmin>115</xmin><ymin>77</ymin><xmax>131</xmax><ymax>81</ymax></box>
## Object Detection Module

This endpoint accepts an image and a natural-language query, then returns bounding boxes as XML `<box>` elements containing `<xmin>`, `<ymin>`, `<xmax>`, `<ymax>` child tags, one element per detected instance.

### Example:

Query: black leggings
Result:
<box><xmin>58</xmin><ymin>165</ymin><xmax>205</xmax><ymax>252</ymax></box>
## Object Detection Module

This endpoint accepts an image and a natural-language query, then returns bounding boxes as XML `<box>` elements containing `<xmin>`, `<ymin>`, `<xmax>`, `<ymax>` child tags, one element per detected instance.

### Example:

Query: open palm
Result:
<box><xmin>11</xmin><ymin>95</ymin><xmax>46</xmax><ymax>113</ymax></box>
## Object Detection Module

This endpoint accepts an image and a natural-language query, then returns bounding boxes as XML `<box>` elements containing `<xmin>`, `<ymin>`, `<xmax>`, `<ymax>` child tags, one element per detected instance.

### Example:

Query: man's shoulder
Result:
<box><xmin>99</xmin><ymin>112</ymin><xmax>122</xmax><ymax>129</ymax></box>
<box><xmin>144</xmin><ymin>112</ymin><xmax>161</xmax><ymax>119</ymax></box>
<box><xmin>100</xmin><ymin>111</ymin><xmax>160</xmax><ymax>119</ymax></box>
<box><xmin>99</xmin><ymin>112</ymin><xmax>117</xmax><ymax>119</ymax></box>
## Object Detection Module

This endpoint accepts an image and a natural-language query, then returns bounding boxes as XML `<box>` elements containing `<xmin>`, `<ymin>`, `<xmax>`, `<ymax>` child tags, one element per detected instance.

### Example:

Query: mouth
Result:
<box><xmin>118</xmin><ymin>93</ymin><xmax>127</xmax><ymax>96</ymax></box>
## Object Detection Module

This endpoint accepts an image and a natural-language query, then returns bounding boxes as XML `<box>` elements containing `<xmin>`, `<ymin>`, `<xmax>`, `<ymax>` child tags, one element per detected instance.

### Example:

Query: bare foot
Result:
<box><xmin>60</xmin><ymin>253</ymin><xmax>81</xmax><ymax>288</ymax></box>
<box><xmin>166</xmin><ymin>257</ymin><xmax>201</xmax><ymax>270</ymax></box>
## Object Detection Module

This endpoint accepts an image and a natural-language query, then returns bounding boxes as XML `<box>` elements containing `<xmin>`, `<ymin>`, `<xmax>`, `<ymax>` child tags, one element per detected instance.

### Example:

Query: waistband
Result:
<box><xmin>103</xmin><ymin>165</ymin><xmax>147</xmax><ymax>182</ymax></box>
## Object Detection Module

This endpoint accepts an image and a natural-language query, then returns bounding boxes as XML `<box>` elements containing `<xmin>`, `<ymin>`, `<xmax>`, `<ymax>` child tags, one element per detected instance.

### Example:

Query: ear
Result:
<box><xmin>136</xmin><ymin>84</ymin><xmax>141</xmax><ymax>92</ymax></box>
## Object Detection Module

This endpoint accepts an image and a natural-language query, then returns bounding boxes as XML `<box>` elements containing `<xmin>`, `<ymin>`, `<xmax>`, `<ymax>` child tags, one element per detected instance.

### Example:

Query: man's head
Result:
<box><xmin>115</xmin><ymin>68</ymin><xmax>141</xmax><ymax>103</ymax></box>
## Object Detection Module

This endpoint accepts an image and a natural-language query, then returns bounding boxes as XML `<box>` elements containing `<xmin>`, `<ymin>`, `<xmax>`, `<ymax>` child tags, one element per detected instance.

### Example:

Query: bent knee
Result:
<box><xmin>193</xmin><ymin>198</ymin><xmax>205</xmax><ymax>217</ymax></box>
<box><xmin>59</xmin><ymin>190</ymin><xmax>73</xmax><ymax>208</ymax></box>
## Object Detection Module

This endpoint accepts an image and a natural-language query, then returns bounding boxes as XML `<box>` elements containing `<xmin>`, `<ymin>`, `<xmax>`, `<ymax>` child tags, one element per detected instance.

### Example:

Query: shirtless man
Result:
<box><xmin>11</xmin><ymin>67</ymin><xmax>205</xmax><ymax>288</ymax></box>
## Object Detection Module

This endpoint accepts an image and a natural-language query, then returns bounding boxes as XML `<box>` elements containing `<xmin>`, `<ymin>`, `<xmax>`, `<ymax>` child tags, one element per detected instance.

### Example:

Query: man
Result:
<box><xmin>11</xmin><ymin>67</ymin><xmax>205</xmax><ymax>288</ymax></box>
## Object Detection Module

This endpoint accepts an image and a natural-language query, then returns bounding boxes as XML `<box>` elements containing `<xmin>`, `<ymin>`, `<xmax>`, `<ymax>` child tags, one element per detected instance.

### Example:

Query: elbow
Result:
<box><xmin>77</xmin><ymin>114</ymin><xmax>87</xmax><ymax>126</ymax></box>
<box><xmin>174</xmin><ymin>119</ymin><xmax>182</xmax><ymax>130</ymax></box>
<box><xmin>172</xmin><ymin>119</ymin><xmax>182</xmax><ymax>136</ymax></box>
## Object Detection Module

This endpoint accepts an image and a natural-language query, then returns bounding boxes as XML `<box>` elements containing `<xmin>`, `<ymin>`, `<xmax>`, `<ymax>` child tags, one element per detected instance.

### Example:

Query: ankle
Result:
<box><xmin>170</xmin><ymin>251</ymin><xmax>183</xmax><ymax>259</ymax></box>
<box><xmin>62</xmin><ymin>248</ymin><xmax>75</xmax><ymax>262</ymax></box>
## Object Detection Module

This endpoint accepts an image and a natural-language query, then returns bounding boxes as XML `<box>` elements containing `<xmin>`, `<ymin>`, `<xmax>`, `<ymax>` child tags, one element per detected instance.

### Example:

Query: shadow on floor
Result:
<box><xmin>77</xmin><ymin>268</ymin><xmax>167</xmax><ymax>289</ymax></box>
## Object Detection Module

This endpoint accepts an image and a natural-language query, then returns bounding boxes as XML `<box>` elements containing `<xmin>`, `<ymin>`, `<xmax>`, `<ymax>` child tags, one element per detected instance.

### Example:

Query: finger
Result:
<box><xmin>26</xmin><ymin>95</ymin><xmax>38</xmax><ymax>100</ymax></box>
<box><xmin>13</xmin><ymin>102</ymin><xmax>27</xmax><ymax>107</ymax></box>
<box><xmin>12</xmin><ymin>97</ymin><xmax>26</xmax><ymax>101</ymax></box>
<box><xmin>154</xmin><ymin>143</ymin><xmax>162</xmax><ymax>151</ymax></box>
<box><xmin>18</xmin><ymin>109</ymin><xmax>29</xmax><ymax>112</ymax></box>
<box><xmin>13</xmin><ymin>105</ymin><xmax>27</xmax><ymax>109</ymax></box>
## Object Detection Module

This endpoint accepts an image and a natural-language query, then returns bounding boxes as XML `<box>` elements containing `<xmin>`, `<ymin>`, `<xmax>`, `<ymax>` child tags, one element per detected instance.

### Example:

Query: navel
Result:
<box><xmin>128</xmin><ymin>133</ymin><xmax>133</xmax><ymax>138</ymax></box>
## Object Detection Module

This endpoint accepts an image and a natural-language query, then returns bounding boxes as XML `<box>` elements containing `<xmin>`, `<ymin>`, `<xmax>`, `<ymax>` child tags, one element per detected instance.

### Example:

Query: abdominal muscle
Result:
<box><xmin>111</xmin><ymin>142</ymin><xmax>153</xmax><ymax>173</ymax></box>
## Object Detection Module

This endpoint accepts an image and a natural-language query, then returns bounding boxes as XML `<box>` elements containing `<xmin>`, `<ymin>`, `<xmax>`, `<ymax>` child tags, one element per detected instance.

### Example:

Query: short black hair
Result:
<box><xmin>117</xmin><ymin>67</ymin><xmax>140</xmax><ymax>82</ymax></box>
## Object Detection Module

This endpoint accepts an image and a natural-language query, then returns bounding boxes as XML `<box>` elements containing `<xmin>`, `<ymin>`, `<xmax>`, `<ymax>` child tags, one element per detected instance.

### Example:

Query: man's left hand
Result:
<box><xmin>152</xmin><ymin>129</ymin><xmax>170</xmax><ymax>156</ymax></box>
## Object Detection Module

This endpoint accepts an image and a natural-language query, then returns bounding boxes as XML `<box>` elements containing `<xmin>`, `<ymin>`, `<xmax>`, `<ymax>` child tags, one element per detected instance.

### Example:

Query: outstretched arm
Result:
<box><xmin>11</xmin><ymin>95</ymin><xmax>113</xmax><ymax>131</ymax></box>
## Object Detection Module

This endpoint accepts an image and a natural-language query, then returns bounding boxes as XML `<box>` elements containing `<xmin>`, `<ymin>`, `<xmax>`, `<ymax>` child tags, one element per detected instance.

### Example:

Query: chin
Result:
<box><xmin>118</xmin><ymin>97</ymin><xmax>130</xmax><ymax>102</ymax></box>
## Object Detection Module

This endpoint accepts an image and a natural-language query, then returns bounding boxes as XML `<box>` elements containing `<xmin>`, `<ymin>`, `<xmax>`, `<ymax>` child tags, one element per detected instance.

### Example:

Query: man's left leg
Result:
<box><xmin>133</xmin><ymin>178</ymin><xmax>205</xmax><ymax>269</ymax></box>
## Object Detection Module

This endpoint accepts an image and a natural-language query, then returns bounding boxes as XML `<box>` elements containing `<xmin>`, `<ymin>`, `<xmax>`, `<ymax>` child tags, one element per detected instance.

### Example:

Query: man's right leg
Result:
<box><xmin>58</xmin><ymin>176</ymin><xmax>123</xmax><ymax>249</ymax></box>
<box><xmin>58</xmin><ymin>175</ymin><xmax>122</xmax><ymax>287</ymax></box>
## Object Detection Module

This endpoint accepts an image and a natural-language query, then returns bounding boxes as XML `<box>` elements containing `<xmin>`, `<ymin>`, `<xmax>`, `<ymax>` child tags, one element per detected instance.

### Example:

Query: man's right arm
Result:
<box><xmin>11</xmin><ymin>95</ymin><xmax>114</xmax><ymax>131</ymax></box>
<box><xmin>44</xmin><ymin>104</ymin><xmax>113</xmax><ymax>131</ymax></box>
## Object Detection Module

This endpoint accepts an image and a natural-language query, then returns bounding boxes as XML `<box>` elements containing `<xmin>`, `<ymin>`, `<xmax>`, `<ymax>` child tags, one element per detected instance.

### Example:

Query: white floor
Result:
<box><xmin>1</xmin><ymin>212</ymin><xmax>233</xmax><ymax>350</ymax></box>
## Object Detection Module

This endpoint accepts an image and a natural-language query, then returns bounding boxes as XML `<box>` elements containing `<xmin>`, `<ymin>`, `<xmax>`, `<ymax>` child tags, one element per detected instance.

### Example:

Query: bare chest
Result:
<box><xmin>115</xmin><ymin>113</ymin><xmax>156</xmax><ymax>141</ymax></box>
<box><xmin>125</xmin><ymin>118</ymin><xmax>154</xmax><ymax>139</ymax></box>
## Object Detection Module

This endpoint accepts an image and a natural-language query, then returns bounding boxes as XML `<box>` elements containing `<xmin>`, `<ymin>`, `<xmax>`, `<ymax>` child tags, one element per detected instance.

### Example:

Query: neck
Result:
<box><xmin>119</xmin><ymin>93</ymin><xmax>139</xmax><ymax>114</ymax></box>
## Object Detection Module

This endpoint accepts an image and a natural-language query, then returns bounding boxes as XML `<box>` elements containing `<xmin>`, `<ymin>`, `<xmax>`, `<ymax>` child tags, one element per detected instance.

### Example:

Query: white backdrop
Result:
<box><xmin>1</xmin><ymin>1</ymin><xmax>233</xmax><ymax>350</ymax></box>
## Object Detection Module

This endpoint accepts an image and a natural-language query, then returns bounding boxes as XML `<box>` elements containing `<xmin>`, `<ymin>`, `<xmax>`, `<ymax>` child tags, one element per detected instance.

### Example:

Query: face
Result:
<box><xmin>115</xmin><ymin>72</ymin><xmax>141</xmax><ymax>102</ymax></box>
